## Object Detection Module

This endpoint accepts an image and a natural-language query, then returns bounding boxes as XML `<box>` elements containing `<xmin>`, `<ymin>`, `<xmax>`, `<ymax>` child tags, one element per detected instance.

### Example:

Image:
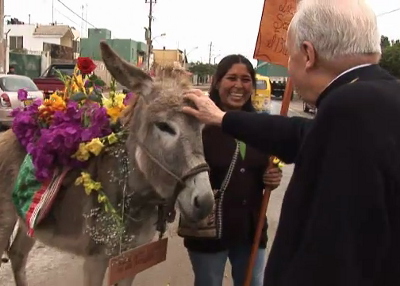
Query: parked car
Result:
<box><xmin>303</xmin><ymin>100</ymin><xmax>317</xmax><ymax>114</ymax></box>
<box><xmin>0</xmin><ymin>74</ymin><xmax>44</xmax><ymax>129</ymax></box>
<box><xmin>33</xmin><ymin>63</ymin><xmax>75</xmax><ymax>98</ymax></box>
<box><xmin>252</xmin><ymin>74</ymin><xmax>272</xmax><ymax>114</ymax></box>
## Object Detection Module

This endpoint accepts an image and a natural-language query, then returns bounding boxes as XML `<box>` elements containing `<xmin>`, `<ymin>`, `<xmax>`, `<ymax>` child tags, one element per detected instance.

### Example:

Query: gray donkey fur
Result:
<box><xmin>0</xmin><ymin>41</ymin><xmax>214</xmax><ymax>286</ymax></box>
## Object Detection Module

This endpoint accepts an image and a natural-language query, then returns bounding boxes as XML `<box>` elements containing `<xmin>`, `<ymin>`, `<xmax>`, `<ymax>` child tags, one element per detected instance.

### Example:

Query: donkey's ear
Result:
<box><xmin>100</xmin><ymin>41</ymin><xmax>153</xmax><ymax>96</ymax></box>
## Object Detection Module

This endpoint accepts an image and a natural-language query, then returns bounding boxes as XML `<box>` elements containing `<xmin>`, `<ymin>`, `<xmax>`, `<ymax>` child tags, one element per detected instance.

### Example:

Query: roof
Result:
<box><xmin>33</xmin><ymin>25</ymin><xmax>73</xmax><ymax>37</ymax></box>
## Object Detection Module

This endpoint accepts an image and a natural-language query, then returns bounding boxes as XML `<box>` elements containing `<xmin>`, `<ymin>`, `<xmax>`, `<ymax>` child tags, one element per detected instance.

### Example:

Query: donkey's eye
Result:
<box><xmin>155</xmin><ymin>122</ymin><xmax>176</xmax><ymax>135</ymax></box>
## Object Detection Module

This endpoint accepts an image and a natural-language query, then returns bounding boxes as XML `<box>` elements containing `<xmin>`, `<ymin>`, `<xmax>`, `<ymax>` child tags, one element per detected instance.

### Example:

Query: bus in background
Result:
<box><xmin>252</xmin><ymin>74</ymin><xmax>272</xmax><ymax>114</ymax></box>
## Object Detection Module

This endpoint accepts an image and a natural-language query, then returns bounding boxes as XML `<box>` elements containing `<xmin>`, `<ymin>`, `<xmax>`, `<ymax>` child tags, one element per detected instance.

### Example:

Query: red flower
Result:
<box><xmin>76</xmin><ymin>57</ymin><xmax>97</xmax><ymax>74</ymax></box>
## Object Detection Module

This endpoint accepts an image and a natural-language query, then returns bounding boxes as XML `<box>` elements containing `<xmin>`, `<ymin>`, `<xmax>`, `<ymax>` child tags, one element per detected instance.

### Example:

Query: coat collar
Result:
<box><xmin>316</xmin><ymin>64</ymin><xmax>390</xmax><ymax>107</ymax></box>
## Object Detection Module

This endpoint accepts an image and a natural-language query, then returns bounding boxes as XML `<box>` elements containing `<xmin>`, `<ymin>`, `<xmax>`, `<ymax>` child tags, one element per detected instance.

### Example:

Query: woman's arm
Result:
<box><xmin>222</xmin><ymin>111</ymin><xmax>312</xmax><ymax>163</ymax></box>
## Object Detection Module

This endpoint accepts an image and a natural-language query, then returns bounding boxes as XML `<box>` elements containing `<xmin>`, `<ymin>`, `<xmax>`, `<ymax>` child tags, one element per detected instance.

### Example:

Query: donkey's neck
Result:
<box><xmin>119</xmin><ymin>142</ymin><xmax>162</xmax><ymax>205</ymax></box>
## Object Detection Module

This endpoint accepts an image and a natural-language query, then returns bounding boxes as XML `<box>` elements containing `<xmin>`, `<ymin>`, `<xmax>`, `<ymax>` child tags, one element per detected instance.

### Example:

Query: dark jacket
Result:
<box><xmin>221</xmin><ymin>64</ymin><xmax>400</xmax><ymax>286</ymax></box>
<box><xmin>184</xmin><ymin>125</ymin><xmax>270</xmax><ymax>253</ymax></box>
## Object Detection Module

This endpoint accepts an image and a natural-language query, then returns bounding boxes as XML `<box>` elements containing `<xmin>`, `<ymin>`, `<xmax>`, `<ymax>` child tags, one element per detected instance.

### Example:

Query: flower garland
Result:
<box><xmin>12</xmin><ymin>57</ymin><xmax>134</xmax><ymax>225</ymax></box>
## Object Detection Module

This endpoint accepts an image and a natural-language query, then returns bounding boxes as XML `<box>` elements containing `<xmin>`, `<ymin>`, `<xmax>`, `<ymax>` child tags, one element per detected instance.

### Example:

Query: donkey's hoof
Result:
<box><xmin>1</xmin><ymin>256</ymin><xmax>9</xmax><ymax>263</ymax></box>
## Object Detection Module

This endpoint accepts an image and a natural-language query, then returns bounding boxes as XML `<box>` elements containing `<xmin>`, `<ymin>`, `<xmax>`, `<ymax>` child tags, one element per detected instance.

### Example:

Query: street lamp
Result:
<box><xmin>184</xmin><ymin>46</ymin><xmax>198</xmax><ymax>68</ymax></box>
<box><xmin>145</xmin><ymin>30</ymin><xmax>166</xmax><ymax>72</ymax></box>
<box><xmin>213</xmin><ymin>54</ymin><xmax>221</xmax><ymax>64</ymax></box>
<box><xmin>152</xmin><ymin>33</ymin><xmax>166</xmax><ymax>41</ymax></box>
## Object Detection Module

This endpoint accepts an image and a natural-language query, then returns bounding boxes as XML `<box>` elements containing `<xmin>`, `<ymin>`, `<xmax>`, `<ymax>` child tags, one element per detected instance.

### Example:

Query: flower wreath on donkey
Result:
<box><xmin>11</xmin><ymin>57</ymin><xmax>135</xmax><ymax>236</ymax></box>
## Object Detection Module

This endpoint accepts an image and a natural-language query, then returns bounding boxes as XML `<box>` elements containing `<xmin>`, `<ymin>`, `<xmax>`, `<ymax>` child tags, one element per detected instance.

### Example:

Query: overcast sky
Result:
<box><xmin>5</xmin><ymin>0</ymin><xmax>400</xmax><ymax>65</ymax></box>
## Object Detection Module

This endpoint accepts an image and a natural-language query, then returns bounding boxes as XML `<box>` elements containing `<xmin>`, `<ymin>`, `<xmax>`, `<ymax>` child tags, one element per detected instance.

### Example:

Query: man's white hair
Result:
<box><xmin>289</xmin><ymin>0</ymin><xmax>381</xmax><ymax>61</ymax></box>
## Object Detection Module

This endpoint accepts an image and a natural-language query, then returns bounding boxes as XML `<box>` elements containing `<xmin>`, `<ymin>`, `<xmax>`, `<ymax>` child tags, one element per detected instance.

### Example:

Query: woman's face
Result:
<box><xmin>217</xmin><ymin>63</ymin><xmax>253</xmax><ymax>110</ymax></box>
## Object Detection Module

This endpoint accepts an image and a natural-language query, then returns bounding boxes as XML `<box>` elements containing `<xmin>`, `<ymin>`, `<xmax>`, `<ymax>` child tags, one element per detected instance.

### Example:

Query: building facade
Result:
<box><xmin>6</xmin><ymin>23</ymin><xmax>79</xmax><ymax>53</ymax></box>
<box><xmin>80</xmin><ymin>28</ymin><xmax>147</xmax><ymax>67</ymax></box>
<box><xmin>153</xmin><ymin>48</ymin><xmax>187</xmax><ymax>69</ymax></box>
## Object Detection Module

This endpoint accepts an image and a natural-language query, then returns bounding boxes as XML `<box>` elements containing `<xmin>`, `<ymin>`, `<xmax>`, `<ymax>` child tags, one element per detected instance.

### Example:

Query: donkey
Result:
<box><xmin>0</xmin><ymin>41</ymin><xmax>214</xmax><ymax>286</ymax></box>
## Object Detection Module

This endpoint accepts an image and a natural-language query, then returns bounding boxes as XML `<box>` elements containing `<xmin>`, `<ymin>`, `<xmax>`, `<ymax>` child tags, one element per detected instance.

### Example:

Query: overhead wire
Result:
<box><xmin>56</xmin><ymin>0</ymin><xmax>96</xmax><ymax>28</ymax></box>
<box><xmin>54</xmin><ymin>8</ymin><xmax>80</xmax><ymax>27</ymax></box>
<box><xmin>377</xmin><ymin>7</ymin><xmax>400</xmax><ymax>17</ymax></box>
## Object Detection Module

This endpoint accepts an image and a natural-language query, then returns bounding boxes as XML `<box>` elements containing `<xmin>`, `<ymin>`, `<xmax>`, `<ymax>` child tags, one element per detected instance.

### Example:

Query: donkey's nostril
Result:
<box><xmin>194</xmin><ymin>196</ymin><xmax>200</xmax><ymax>208</ymax></box>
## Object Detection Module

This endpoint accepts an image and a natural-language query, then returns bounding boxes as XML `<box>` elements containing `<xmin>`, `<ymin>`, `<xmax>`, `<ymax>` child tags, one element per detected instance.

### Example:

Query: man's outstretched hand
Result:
<box><xmin>182</xmin><ymin>89</ymin><xmax>226</xmax><ymax>126</ymax></box>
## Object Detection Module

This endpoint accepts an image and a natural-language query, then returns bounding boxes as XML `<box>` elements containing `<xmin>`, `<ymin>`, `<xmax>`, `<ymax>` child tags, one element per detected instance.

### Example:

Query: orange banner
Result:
<box><xmin>253</xmin><ymin>0</ymin><xmax>297</xmax><ymax>68</ymax></box>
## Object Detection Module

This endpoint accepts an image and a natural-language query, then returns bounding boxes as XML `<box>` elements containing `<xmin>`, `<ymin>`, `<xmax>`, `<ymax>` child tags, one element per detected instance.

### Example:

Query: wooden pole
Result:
<box><xmin>243</xmin><ymin>78</ymin><xmax>293</xmax><ymax>286</ymax></box>
<box><xmin>0</xmin><ymin>0</ymin><xmax>4</xmax><ymax>73</ymax></box>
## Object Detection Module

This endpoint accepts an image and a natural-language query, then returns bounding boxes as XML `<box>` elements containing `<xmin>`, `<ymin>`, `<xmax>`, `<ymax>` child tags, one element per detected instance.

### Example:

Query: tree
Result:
<box><xmin>188</xmin><ymin>62</ymin><xmax>217</xmax><ymax>77</ymax></box>
<box><xmin>381</xmin><ymin>35</ymin><xmax>391</xmax><ymax>50</ymax></box>
<box><xmin>380</xmin><ymin>35</ymin><xmax>400</xmax><ymax>78</ymax></box>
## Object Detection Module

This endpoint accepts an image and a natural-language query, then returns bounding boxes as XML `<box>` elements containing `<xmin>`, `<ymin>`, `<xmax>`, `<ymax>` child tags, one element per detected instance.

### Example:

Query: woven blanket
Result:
<box><xmin>12</xmin><ymin>155</ymin><xmax>69</xmax><ymax>237</ymax></box>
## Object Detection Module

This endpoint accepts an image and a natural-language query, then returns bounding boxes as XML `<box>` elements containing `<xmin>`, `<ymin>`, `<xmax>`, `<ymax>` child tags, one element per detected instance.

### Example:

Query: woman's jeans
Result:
<box><xmin>188</xmin><ymin>245</ymin><xmax>267</xmax><ymax>286</ymax></box>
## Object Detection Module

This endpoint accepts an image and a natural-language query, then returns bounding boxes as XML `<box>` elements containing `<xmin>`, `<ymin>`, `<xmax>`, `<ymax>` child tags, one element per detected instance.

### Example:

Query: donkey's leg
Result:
<box><xmin>1</xmin><ymin>239</ymin><xmax>11</xmax><ymax>263</ymax></box>
<box><xmin>8</xmin><ymin>226</ymin><xmax>35</xmax><ymax>286</ymax></box>
<box><xmin>0</xmin><ymin>204</ymin><xmax>17</xmax><ymax>268</ymax></box>
<box><xmin>83</xmin><ymin>256</ymin><xmax>109</xmax><ymax>286</ymax></box>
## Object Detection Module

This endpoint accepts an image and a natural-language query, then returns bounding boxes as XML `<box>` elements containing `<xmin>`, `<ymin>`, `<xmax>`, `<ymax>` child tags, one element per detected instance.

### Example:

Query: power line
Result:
<box><xmin>54</xmin><ymin>8</ymin><xmax>80</xmax><ymax>27</ymax></box>
<box><xmin>56</xmin><ymin>0</ymin><xmax>96</xmax><ymax>28</ymax></box>
<box><xmin>377</xmin><ymin>7</ymin><xmax>400</xmax><ymax>17</ymax></box>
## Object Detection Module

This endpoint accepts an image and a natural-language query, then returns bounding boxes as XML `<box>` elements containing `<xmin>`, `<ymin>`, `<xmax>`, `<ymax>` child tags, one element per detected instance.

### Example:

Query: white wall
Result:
<box><xmin>5</xmin><ymin>24</ymin><xmax>61</xmax><ymax>52</ymax></box>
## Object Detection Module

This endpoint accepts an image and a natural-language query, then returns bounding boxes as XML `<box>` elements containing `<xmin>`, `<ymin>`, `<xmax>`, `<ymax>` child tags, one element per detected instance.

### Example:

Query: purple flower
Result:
<box><xmin>17</xmin><ymin>88</ymin><xmax>28</xmax><ymax>101</ymax></box>
<box><xmin>12</xmin><ymin>92</ymin><xmax>114</xmax><ymax>182</ymax></box>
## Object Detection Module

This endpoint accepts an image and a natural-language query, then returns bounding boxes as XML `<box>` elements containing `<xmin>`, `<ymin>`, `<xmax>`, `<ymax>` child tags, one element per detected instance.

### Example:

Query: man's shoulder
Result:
<box><xmin>323</xmin><ymin>78</ymin><xmax>400</xmax><ymax>113</ymax></box>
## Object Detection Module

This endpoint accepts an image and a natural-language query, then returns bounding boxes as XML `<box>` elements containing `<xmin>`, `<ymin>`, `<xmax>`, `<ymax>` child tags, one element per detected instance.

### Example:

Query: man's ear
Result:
<box><xmin>301</xmin><ymin>41</ymin><xmax>317</xmax><ymax>71</ymax></box>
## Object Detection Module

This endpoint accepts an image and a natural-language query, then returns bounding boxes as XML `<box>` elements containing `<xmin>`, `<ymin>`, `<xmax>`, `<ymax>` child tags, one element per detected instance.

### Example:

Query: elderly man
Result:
<box><xmin>182</xmin><ymin>0</ymin><xmax>400</xmax><ymax>285</ymax></box>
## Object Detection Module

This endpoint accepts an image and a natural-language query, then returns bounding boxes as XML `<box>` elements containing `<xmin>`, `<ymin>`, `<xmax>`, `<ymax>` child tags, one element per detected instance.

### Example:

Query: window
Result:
<box><xmin>0</xmin><ymin>76</ymin><xmax>39</xmax><ymax>92</ymax></box>
<box><xmin>256</xmin><ymin>80</ymin><xmax>267</xmax><ymax>89</ymax></box>
<box><xmin>9</xmin><ymin>36</ymin><xmax>23</xmax><ymax>50</ymax></box>
<box><xmin>42</xmin><ymin>65</ymin><xmax>75</xmax><ymax>77</ymax></box>
<box><xmin>72</xmin><ymin>40</ymin><xmax>80</xmax><ymax>53</ymax></box>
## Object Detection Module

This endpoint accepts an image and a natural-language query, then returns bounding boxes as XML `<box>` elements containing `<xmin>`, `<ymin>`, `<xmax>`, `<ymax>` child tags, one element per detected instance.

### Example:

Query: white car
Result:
<box><xmin>0</xmin><ymin>74</ymin><xmax>44</xmax><ymax>128</ymax></box>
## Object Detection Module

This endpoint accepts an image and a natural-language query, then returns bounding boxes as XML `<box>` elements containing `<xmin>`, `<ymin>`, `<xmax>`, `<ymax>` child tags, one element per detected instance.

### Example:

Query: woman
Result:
<box><xmin>178</xmin><ymin>55</ymin><xmax>282</xmax><ymax>286</ymax></box>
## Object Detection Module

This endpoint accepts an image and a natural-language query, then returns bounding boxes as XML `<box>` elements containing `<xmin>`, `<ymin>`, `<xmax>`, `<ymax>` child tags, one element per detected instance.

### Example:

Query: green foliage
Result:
<box><xmin>381</xmin><ymin>35</ymin><xmax>391</xmax><ymax>50</ymax></box>
<box><xmin>188</xmin><ymin>62</ymin><xmax>217</xmax><ymax>77</ymax></box>
<box><xmin>380</xmin><ymin>35</ymin><xmax>400</xmax><ymax>78</ymax></box>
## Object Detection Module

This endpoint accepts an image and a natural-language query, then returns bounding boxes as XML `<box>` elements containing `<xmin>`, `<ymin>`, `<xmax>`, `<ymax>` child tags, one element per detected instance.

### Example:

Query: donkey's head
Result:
<box><xmin>100</xmin><ymin>42</ymin><xmax>214</xmax><ymax>222</ymax></box>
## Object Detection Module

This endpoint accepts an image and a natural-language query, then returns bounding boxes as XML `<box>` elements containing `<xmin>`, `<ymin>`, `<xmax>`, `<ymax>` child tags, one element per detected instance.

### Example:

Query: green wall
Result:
<box><xmin>80</xmin><ymin>28</ymin><xmax>147</xmax><ymax>65</ymax></box>
<box><xmin>9</xmin><ymin>52</ymin><xmax>41</xmax><ymax>78</ymax></box>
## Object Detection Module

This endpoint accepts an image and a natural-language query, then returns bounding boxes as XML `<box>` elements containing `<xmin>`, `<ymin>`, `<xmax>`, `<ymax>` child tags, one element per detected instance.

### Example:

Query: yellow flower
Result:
<box><xmin>72</xmin><ymin>143</ymin><xmax>91</xmax><ymax>161</ymax></box>
<box><xmin>48</xmin><ymin>93</ymin><xmax>67</xmax><ymax>111</ymax></box>
<box><xmin>75</xmin><ymin>172</ymin><xmax>102</xmax><ymax>195</ymax></box>
<box><xmin>273</xmin><ymin>157</ymin><xmax>285</xmax><ymax>169</ymax></box>
<box><xmin>83</xmin><ymin>181</ymin><xmax>101</xmax><ymax>195</ymax></box>
<box><xmin>74</xmin><ymin>74</ymin><xmax>86</xmax><ymax>92</ymax></box>
<box><xmin>115</xmin><ymin>93</ymin><xmax>126</xmax><ymax>107</ymax></box>
<box><xmin>107</xmin><ymin>133</ymin><xmax>119</xmax><ymax>145</ymax></box>
<box><xmin>107</xmin><ymin>106</ymin><xmax>123</xmax><ymax>123</ymax></box>
<box><xmin>98</xmin><ymin>193</ymin><xmax>107</xmax><ymax>203</ymax></box>
<box><xmin>102</xmin><ymin>97</ymin><xmax>113</xmax><ymax>108</ymax></box>
<box><xmin>85</xmin><ymin>138</ymin><xmax>104</xmax><ymax>156</ymax></box>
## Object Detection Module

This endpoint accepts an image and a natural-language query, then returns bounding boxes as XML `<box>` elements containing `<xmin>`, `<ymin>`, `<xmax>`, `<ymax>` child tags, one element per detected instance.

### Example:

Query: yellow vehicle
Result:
<box><xmin>252</xmin><ymin>74</ymin><xmax>272</xmax><ymax>113</ymax></box>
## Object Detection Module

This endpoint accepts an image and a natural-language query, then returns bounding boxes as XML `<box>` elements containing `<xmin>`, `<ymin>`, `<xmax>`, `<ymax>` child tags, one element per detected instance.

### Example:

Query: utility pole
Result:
<box><xmin>51</xmin><ymin>0</ymin><xmax>54</xmax><ymax>24</ymax></box>
<box><xmin>208</xmin><ymin>41</ymin><xmax>213</xmax><ymax>64</ymax></box>
<box><xmin>145</xmin><ymin>0</ymin><xmax>155</xmax><ymax>72</ymax></box>
<box><xmin>85</xmin><ymin>4</ymin><xmax>88</xmax><ymax>37</ymax></box>
<box><xmin>0</xmin><ymin>0</ymin><xmax>4</xmax><ymax>73</ymax></box>
<box><xmin>81</xmin><ymin>5</ymin><xmax>84</xmax><ymax>37</ymax></box>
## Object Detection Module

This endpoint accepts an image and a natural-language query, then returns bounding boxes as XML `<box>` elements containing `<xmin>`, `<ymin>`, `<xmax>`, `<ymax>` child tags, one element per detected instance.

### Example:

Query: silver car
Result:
<box><xmin>0</xmin><ymin>74</ymin><xmax>44</xmax><ymax>128</ymax></box>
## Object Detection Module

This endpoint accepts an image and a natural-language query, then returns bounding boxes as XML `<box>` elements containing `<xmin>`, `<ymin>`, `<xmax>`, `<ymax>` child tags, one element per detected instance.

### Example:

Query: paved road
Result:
<box><xmin>0</xmin><ymin>99</ymin><xmax>312</xmax><ymax>286</ymax></box>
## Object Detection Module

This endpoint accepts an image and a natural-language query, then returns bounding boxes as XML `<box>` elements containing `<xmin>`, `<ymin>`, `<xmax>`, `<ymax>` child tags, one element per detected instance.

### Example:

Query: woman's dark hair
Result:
<box><xmin>209</xmin><ymin>54</ymin><xmax>256</xmax><ymax>112</ymax></box>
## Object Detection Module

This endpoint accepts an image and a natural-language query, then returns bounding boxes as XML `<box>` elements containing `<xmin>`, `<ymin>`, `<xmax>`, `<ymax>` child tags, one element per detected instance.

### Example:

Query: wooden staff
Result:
<box><xmin>243</xmin><ymin>78</ymin><xmax>293</xmax><ymax>286</ymax></box>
